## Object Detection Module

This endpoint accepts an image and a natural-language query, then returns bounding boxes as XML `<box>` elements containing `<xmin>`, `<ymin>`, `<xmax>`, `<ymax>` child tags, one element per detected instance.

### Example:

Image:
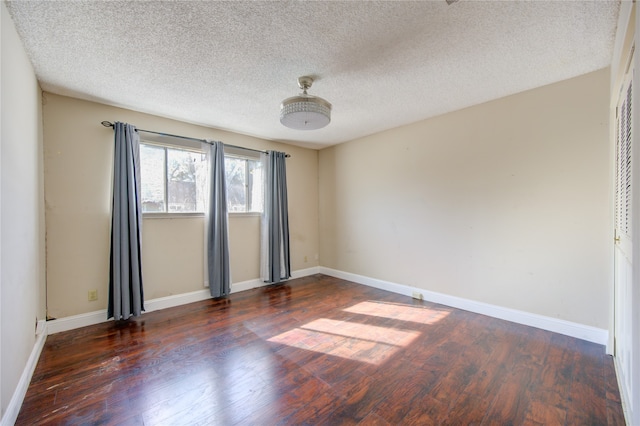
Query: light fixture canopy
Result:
<box><xmin>280</xmin><ymin>76</ymin><xmax>331</xmax><ymax>130</ymax></box>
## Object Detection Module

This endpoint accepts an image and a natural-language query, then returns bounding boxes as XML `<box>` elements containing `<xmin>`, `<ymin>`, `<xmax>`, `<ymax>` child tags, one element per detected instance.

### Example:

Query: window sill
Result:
<box><xmin>143</xmin><ymin>212</ymin><xmax>203</xmax><ymax>219</ymax></box>
<box><xmin>229</xmin><ymin>212</ymin><xmax>262</xmax><ymax>218</ymax></box>
<box><xmin>142</xmin><ymin>212</ymin><xmax>263</xmax><ymax>219</ymax></box>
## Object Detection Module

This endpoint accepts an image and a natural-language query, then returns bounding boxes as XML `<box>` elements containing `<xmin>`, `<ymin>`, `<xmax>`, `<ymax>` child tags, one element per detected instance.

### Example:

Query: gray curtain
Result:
<box><xmin>263</xmin><ymin>151</ymin><xmax>291</xmax><ymax>283</ymax></box>
<box><xmin>207</xmin><ymin>141</ymin><xmax>231</xmax><ymax>297</ymax></box>
<box><xmin>108</xmin><ymin>122</ymin><xmax>144</xmax><ymax>320</ymax></box>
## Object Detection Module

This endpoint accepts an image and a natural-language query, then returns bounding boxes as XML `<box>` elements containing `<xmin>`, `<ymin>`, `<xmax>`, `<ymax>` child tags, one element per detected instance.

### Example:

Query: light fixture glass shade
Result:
<box><xmin>280</xmin><ymin>95</ymin><xmax>332</xmax><ymax>130</ymax></box>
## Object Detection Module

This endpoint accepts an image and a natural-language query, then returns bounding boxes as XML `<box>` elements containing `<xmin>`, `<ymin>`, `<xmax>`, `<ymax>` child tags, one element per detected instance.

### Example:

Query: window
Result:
<box><xmin>140</xmin><ymin>141</ymin><xmax>263</xmax><ymax>214</ymax></box>
<box><xmin>225</xmin><ymin>154</ymin><xmax>263</xmax><ymax>213</ymax></box>
<box><xmin>140</xmin><ymin>143</ymin><xmax>207</xmax><ymax>213</ymax></box>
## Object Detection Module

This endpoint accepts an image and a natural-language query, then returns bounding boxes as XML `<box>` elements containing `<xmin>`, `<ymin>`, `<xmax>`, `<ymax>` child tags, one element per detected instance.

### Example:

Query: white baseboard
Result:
<box><xmin>46</xmin><ymin>309</ymin><xmax>108</xmax><ymax>335</ymax></box>
<box><xmin>145</xmin><ymin>289</ymin><xmax>211</xmax><ymax>312</ymax></box>
<box><xmin>1</xmin><ymin>320</ymin><xmax>48</xmax><ymax>426</ymax></box>
<box><xmin>46</xmin><ymin>266</ymin><xmax>321</xmax><ymax>335</ymax></box>
<box><xmin>319</xmin><ymin>267</ymin><xmax>608</xmax><ymax>346</ymax></box>
<box><xmin>291</xmin><ymin>266</ymin><xmax>320</xmax><ymax>279</ymax></box>
<box><xmin>44</xmin><ymin>265</ymin><xmax>608</xmax><ymax>346</ymax></box>
<box><xmin>230</xmin><ymin>278</ymin><xmax>264</xmax><ymax>293</ymax></box>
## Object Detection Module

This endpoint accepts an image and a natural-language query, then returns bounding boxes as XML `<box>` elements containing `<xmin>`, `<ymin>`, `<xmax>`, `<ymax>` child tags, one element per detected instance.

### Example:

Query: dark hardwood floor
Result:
<box><xmin>18</xmin><ymin>274</ymin><xmax>625</xmax><ymax>425</ymax></box>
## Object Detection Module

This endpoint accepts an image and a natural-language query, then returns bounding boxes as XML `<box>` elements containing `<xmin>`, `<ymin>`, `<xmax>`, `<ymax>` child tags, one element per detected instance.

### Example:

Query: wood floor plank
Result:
<box><xmin>481</xmin><ymin>362</ymin><xmax>536</xmax><ymax>425</ymax></box>
<box><xmin>520</xmin><ymin>333</ymin><xmax>576</xmax><ymax>425</ymax></box>
<box><xmin>444</xmin><ymin>392</ymin><xmax>491</xmax><ymax>426</ymax></box>
<box><xmin>16</xmin><ymin>274</ymin><xmax>625</xmax><ymax>425</ymax></box>
<box><xmin>565</xmin><ymin>339</ymin><xmax>609</xmax><ymax>425</ymax></box>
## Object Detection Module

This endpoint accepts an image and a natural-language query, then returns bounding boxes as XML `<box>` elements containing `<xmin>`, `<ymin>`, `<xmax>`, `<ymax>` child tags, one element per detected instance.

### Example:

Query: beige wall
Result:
<box><xmin>43</xmin><ymin>93</ymin><xmax>319</xmax><ymax>318</ymax></box>
<box><xmin>1</xmin><ymin>2</ymin><xmax>46</xmax><ymax>419</ymax></box>
<box><xmin>319</xmin><ymin>68</ymin><xmax>611</xmax><ymax>329</ymax></box>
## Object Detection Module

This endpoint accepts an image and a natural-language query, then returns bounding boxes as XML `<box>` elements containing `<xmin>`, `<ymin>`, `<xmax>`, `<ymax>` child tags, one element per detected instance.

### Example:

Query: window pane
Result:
<box><xmin>140</xmin><ymin>146</ymin><xmax>266</xmax><ymax>215</ymax></box>
<box><xmin>141</xmin><ymin>144</ymin><xmax>166</xmax><ymax>212</ymax></box>
<box><xmin>225</xmin><ymin>157</ymin><xmax>247</xmax><ymax>212</ymax></box>
<box><xmin>248</xmin><ymin>159</ymin><xmax>263</xmax><ymax>212</ymax></box>
<box><xmin>167</xmin><ymin>148</ymin><xmax>201</xmax><ymax>212</ymax></box>
<box><xmin>194</xmin><ymin>154</ymin><xmax>207</xmax><ymax>213</ymax></box>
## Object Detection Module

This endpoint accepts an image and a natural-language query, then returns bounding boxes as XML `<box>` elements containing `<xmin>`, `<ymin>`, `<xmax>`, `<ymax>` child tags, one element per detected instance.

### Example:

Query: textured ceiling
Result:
<box><xmin>6</xmin><ymin>0</ymin><xmax>620</xmax><ymax>149</ymax></box>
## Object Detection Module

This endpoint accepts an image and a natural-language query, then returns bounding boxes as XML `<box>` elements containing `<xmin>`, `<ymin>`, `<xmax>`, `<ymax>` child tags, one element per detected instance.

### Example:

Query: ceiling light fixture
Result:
<box><xmin>280</xmin><ymin>76</ymin><xmax>332</xmax><ymax>130</ymax></box>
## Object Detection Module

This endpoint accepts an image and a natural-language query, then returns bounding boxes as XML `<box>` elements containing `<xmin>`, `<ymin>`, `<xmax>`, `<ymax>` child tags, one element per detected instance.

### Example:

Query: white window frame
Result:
<box><xmin>139</xmin><ymin>136</ymin><xmax>263</xmax><ymax>218</ymax></box>
<box><xmin>224</xmin><ymin>146</ymin><xmax>263</xmax><ymax>216</ymax></box>
<box><xmin>140</xmin><ymin>138</ymin><xmax>205</xmax><ymax>218</ymax></box>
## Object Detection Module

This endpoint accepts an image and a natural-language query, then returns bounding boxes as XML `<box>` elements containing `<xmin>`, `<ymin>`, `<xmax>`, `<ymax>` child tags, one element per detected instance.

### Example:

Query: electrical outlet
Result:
<box><xmin>412</xmin><ymin>292</ymin><xmax>423</xmax><ymax>300</ymax></box>
<box><xmin>88</xmin><ymin>290</ymin><xmax>98</xmax><ymax>301</ymax></box>
<box><xmin>304</xmin><ymin>255</ymin><xmax>308</xmax><ymax>263</ymax></box>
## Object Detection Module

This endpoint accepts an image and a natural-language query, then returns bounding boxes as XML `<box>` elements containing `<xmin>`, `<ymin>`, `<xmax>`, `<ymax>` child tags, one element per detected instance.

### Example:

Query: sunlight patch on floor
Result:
<box><xmin>267</xmin><ymin>300</ymin><xmax>448</xmax><ymax>365</ymax></box>
<box><xmin>267</xmin><ymin>324</ymin><xmax>416</xmax><ymax>365</ymax></box>
<box><xmin>343</xmin><ymin>300</ymin><xmax>450</xmax><ymax>324</ymax></box>
<box><xmin>301</xmin><ymin>318</ymin><xmax>419</xmax><ymax>346</ymax></box>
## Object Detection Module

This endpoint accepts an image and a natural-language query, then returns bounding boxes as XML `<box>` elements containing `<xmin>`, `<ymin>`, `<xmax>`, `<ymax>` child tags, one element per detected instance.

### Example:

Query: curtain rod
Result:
<box><xmin>101</xmin><ymin>121</ymin><xmax>290</xmax><ymax>158</ymax></box>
